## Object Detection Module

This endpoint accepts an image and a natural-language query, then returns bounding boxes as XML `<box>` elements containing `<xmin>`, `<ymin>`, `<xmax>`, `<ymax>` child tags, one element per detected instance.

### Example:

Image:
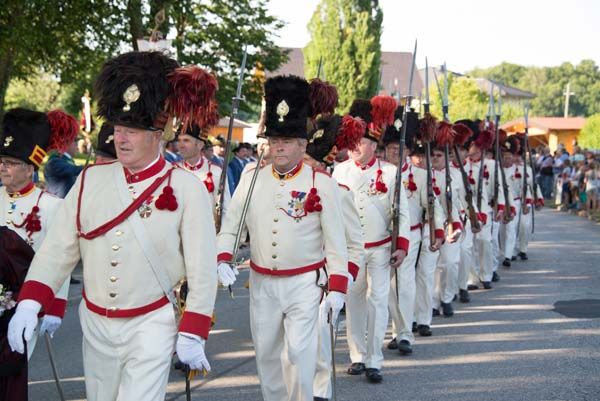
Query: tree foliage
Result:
<box><xmin>578</xmin><ymin>113</ymin><xmax>600</xmax><ymax>150</ymax></box>
<box><xmin>304</xmin><ymin>0</ymin><xmax>383</xmax><ymax>112</ymax></box>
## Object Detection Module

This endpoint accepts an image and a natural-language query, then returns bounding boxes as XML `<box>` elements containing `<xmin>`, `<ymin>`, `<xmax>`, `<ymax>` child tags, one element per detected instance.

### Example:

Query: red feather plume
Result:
<box><xmin>46</xmin><ymin>110</ymin><xmax>79</xmax><ymax>153</ymax></box>
<box><xmin>436</xmin><ymin>121</ymin><xmax>454</xmax><ymax>146</ymax></box>
<box><xmin>419</xmin><ymin>112</ymin><xmax>437</xmax><ymax>143</ymax></box>
<box><xmin>475</xmin><ymin>129</ymin><xmax>495</xmax><ymax>150</ymax></box>
<box><xmin>337</xmin><ymin>115</ymin><xmax>366</xmax><ymax>151</ymax></box>
<box><xmin>370</xmin><ymin>95</ymin><xmax>397</xmax><ymax>129</ymax></box>
<box><xmin>452</xmin><ymin>123</ymin><xmax>473</xmax><ymax>146</ymax></box>
<box><xmin>166</xmin><ymin>66</ymin><xmax>218</xmax><ymax>134</ymax></box>
<box><xmin>309</xmin><ymin>78</ymin><xmax>338</xmax><ymax>118</ymax></box>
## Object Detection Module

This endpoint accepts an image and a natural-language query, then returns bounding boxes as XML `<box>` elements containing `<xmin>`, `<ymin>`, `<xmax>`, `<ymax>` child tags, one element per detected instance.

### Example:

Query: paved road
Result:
<box><xmin>28</xmin><ymin>208</ymin><xmax>600</xmax><ymax>401</ymax></box>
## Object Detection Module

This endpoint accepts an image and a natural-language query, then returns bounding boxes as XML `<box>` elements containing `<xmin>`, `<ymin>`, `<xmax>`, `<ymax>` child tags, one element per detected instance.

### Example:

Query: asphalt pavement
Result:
<box><xmin>28</xmin><ymin>208</ymin><xmax>600</xmax><ymax>401</ymax></box>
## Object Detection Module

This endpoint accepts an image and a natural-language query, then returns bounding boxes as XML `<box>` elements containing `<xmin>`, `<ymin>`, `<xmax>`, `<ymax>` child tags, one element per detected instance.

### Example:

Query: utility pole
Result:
<box><xmin>563</xmin><ymin>82</ymin><xmax>575</xmax><ymax>117</ymax></box>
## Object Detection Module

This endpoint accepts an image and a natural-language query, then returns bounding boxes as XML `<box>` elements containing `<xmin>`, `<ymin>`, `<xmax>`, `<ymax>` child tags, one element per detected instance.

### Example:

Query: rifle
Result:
<box><xmin>433</xmin><ymin>64</ymin><xmax>454</xmax><ymax>237</ymax></box>
<box><xmin>493</xmin><ymin>90</ymin><xmax>512</xmax><ymax>223</ymax></box>
<box><xmin>216</xmin><ymin>46</ymin><xmax>248</xmax><ymax>233</ymax></box>
<box><xmin>391</xmin><ymin>39</ymin><xmax>417</xmax><ymax>295</ymax></box>
<box><xmin>422</xmin><ymin>58</ymin><xmax>437</xmax><ymax>248</ymax></box>
<box><xmin>477</xmin><ymin>84</ymin><xmax>494</xmax><ymax>212</ymax></box>
<box><xmin>524</xmin><ymin>104</ymin><xmax>538</xmax><ymax>233</ymax></box>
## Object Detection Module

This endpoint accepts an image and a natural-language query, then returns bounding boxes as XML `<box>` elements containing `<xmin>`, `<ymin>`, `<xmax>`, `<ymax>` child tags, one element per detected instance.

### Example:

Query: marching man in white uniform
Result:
<box><xmin>333</xmin><ymin>97</ymin><xmax>410</xmax><ymax>383</ymax></box>
<box><xmin>0</xmin><ymin>108</ymin><xmax>78</xmax><ymax>357</ymax></box>
<box><xmin>8</xmin><ymin>51</ymin><xmax>219</xmax><ymax>401</ymax></box>
<box><xmin>217</xmin><ymin>75</ymin><xmax>349</xmax><ymax>401</ymax></box>
<box><xmin>499</xmin><ymin>135</ymin><xmax>521</xmax><ymax>268</ymax></box>
<box><xmin>303</xmin><ymin>112</ymin><xmax>366</xmax><ymax>401</ymax></box>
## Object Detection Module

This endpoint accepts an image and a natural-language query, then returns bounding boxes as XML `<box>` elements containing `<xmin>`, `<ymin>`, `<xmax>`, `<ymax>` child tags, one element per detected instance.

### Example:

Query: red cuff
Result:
<box><xmin>477</xmin><ymin>212</ymin><xmax>488</xmax><ymax>225</ymax></box>
<box><xmin>348</xmin><ymin>262</ymin><xmax>359</xmax><ymax>281</ymax></box>
<box><xmin>217</xmin><ymin>252</ymin><xmax>233</xmax><ymax>264</ymax></box>
<box><xmin>396</xmin><ymin>237</ymin><xmax>409</xmax><ymax>253</ymax></box>
<box><xmin>328</xmin><ymin>274</ymin><xmax>348</xmax><ymax>294</ymax></box>
<box><xmin>434</xmin><ymin>229</ymin><xmax>445</xmax><ymax>239</ymax></box>
<box><xmin>452</xmin><ymin>221</ymin><xmax>463</xmax><ymax>232</ymax></box>
<box><xmin>525</xmin><ymin>198</ymin><xmax>533</xmax><ymax>205</ymax></box>
<box><xmin>45</xmin><ymin>298</ymin><xmax>67</xmax><ymax>319</ymax></box>
<box><xmin>497</xmin><ymin>204</ymin><xmax>505</xmax><ymax>212</ymax></box>
<box><xmin>510</xmin><ymin>206</ymin><xmax>516</xmax><ymax>216</ymax></box>
<box><xmin>17</xmin><ymin>280</ymin><xmax>55</xmax><ymax>311</ymax></box>
<box><xmin>179</xmin><ymin>311</ymin><xmax>212</xmax><ymax>339</ymax></box>
<box><xmin>536</xmin><ymin>198</ymin><xmax>544</xmax><ymax>207</ymax></box>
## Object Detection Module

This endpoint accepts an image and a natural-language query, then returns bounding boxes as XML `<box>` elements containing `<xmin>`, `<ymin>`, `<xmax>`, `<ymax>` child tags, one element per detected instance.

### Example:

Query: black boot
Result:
<box><xmin>482</xmin><ymin>281</ymin><xmax>492</xmax><ymax>290</ymax></box>
<box><xmin>511</xmin><ymin>255</ymin><xmax>517</xmax><ymax>261</ymax></box>
<box><xmin>518</xmin><ymin>252</ymin><xmax>528</xmax><ymax>260</ymax></box>
<box><xmin>432</xmin><ymin>308</ymin><xmax>440</xmax><ymax>316</ymax></box>
<box><xmin>411</xmin><ymin>322</ymin><xmax>418</xmax><ymax>333</ymax></box>
<box><xmin>502</xmin><ymin>258</ymin><xmax>511</xmax><ymax>267</ymax></box>
<box><xmin>417</xmin><ymin>324</ymin><xmax>432</xmax><ymax>337</ymax></box>
<box><xmin>314</xmin><ymin>397</ymin><xmax>328</xmax><ymax>401</ymax></box>
<box><xmin>467</xmin><ymin>284</ymin><xmax>479</xmax><ymax>291</ymax></box>
<box><xmin>492</xmin><ymin>271</ymin><xmax>500</xmax><ymax>282</ymax></box>
<box><xmin>347</xmin><ymin>362</ymin><xmax>366</xmax><ymax>375</ymax></box>
<box><xmin>365</xmin><ymin>368</ymin><xmax>383</xmax><ymax>383</ymax></box>
<box><xmin>441</xmin><ymin>302</ymin><xmax>454</xmax><ymax>317</ymax></box>
<box><xmin>387</xmin><ymin>338</ymin><xmax>398</xmax><ymax>350</ymax></box>
<box><xmin>459</xmin><ymin>289</ymin><xmax>470</xmax><ymax>303</ymax></box>
<box><xmin>398</xmin><ymin>340</ymin><xmax>413</xmax><ymax>355</ymax></box>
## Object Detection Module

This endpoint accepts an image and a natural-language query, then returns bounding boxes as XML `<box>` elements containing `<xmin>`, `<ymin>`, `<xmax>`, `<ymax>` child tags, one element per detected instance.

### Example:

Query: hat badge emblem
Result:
<box><xmin>277</xmin><ymin>100</ymin><xmax>289</xmax><ymax>122</ymax></box>
<box><xmin>105</xmin><ymin>134</ymin><xmax>114</xmax><ymax>144</ymax></box>
<box><xmin>394</xmin><ymin>118</ymin><xmax>403</xmax><ymax>131</ymax></box>
<box><xmin>122</xmin><ymin>84</ymin><xmax>141</xmax><ymax>112</ymax></box>
<box><xmin>309</xmin><ymin>129</ymin><xmax>324</xmax><ymax>144</ymax></box>
<box><xmin>3</xmin><ymin>136</ymin><xmax>13</xmax><ymax>148</ymax></box>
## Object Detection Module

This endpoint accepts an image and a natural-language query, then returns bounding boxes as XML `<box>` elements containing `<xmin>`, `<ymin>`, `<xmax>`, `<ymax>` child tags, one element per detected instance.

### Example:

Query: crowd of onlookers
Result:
<box><xmin>535</xmin><ymin>143</ymin><xmax>600</xmax><ymax>219</ymax></box>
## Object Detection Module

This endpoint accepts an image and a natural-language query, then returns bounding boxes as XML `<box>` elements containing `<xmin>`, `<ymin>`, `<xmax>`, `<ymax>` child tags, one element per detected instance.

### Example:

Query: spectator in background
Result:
<box><xmin>163</xmin><ymin>139</ymin><xmax>182</xmax><ymax>163</ymax></box>
<box><xmin>211</xmin><ymin>135</ymin><xmax>226</xmax><ymax>167</ymax></box>
<box><xmin>202</xmin><ymin>140</ymin><xmax>215</xmax><ymax>162</ymax></box>
<box><xmin>44</xmin><ymin>137</ymin><xmax>83</xmax><ymax>199</ymax></box>
<box><xmin>226</xmin><ymin>142</ymin><xmax>249</xmax><ymax>194</ymax></box>
<box><xmin>584</xmin><ymin>161</ymin><xmax>599</xmax><ymax>215</ymax></box>
<box><xmin>537</xmin><ymin>147</ymin><xmax>554</xmax><ymax>199</ymax></box>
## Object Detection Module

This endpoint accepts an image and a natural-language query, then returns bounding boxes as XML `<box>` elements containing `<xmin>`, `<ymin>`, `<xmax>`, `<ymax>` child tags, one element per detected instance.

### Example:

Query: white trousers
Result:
<box><xmin>414</xmin><ymin>227</ymin><xmax>440</xmax><ymax>326</ymax></box>
<box><xmin>346</xmin><ymin>244</ymin><xmax>391</xmax><ymax>370</ymax></box>
<box><xmin>79</xmin><ymin>301</ymin><xmax>177</xmax><ymax>401</ymax></box>
<box><xmin>313</xmin><ymin>296</ymin><xmax>337</xmax><ymax>399</ymax></box>
<box><xmin>516</xmin><ymin>205</ymin><xmax>533</xmax><ymax>254</ymax></box>
<box><xmin>434</xmin><ymin>238</ymin><xmax>461</xmax><ymax>307</ymax></box>
<box><xmin>250</xmin><ymin>270</ymin><xmax>321</xmax><ymax>401</ymax></box>
<box><xmin>491</xmin><ymin>218</ymin><xmax>501</xmax><ymax>272</ymax></box>
<box><xmin>389</xmin><ymin>229</ymin><xmax>422</xmax><ymax>343</ymax></box>
<box><xmin>458</xmin><ymin>219</ymin><xmax>474</xmax><ymax>291</ymax></box>
<box><xmin>470</xmin><ymin>214</ymin><xmax>494</xmax><ymax>283</ymax></box>
<box><xmin>500</xmin><ymin>200</ymin><xmax>521</xmax><ymax>260</ymax></box>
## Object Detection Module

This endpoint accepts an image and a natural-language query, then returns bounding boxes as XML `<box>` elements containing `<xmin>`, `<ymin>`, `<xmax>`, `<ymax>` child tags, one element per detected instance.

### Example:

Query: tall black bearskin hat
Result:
<box><xmin>501</xmin><ymin>132</ymin><xmax>521</xmax><ymax>155</ymax></box>
<box><xmin>306</xmin><ymin>114</ymin><xmax>365</xmax><ymax>166</ymax></box>
<box><xmin>383</xmin><ymin>106</ymin><xmax>420</xmax><ymax>151</ymax></box>
<box><xmin>264</xmin><ymin>75</ymin><xmax>311</xmax><ymax>139</ymax></box>
<box><xmin>0</xmin><ymin>108</ymin><xmax>79</xmax><ymax>169</ymax></box>
<box><xmin>95</xmin><ymin>51</ymin><xmax>218</xmax><ymax>137</ymax></box>
<box><xmin>348</xmin><ymin>99</ymin><xmax>372</xmax><ymax>128</ymax></box>
<box><xmin>96</xmin><ymin>123</ymin><xmax>117</xmax><ymax>159</ymax></box>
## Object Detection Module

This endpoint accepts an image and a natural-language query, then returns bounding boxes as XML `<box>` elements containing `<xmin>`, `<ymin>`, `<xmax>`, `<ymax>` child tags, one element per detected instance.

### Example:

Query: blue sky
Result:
<box><xmin>267</xmin><ymin>0</ymin><xmax>599</xmax><ymax>73</ymax></box>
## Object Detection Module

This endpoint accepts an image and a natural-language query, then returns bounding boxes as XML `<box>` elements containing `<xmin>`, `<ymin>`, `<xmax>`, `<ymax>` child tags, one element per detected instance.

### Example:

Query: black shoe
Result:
<box><xmin>441</xmin><ymin>302</ymin><xmax>454</xmax><ymax>317</ymax></box>
<box><xmin>398</xmin><ymin>340</ymin><xmax>413</xmax><ymax>355</ymax></box>
<box><xmin>467</xmin><ymin>284</ymin><xmax>479</xmax><ymax>291</ymax></box>
<box><xmin>387</xmin><ymin>338</ymin><xmax>398</xmax><ymax>350</ymax></box>
<box><xmin>365</xmin><ymin>368</ymin><xmax>383</xmax><ymax>383</ymax></box>
<box><xmin>314</xmin><ymin>397</ymin><xmax>328</xmax><ymax>401</ymax></box>
<box><xmin>452</xmin><ymin>294</ymin><xmax>457</xmax><ymax>302</ymax></box>
<box><xmin>411</xmin><ymin>322</ymin><xmax>418</xmax><ymax>333</ymax></box>
<box><xmin>502</xmin><ymin>258</ymin><xmax>511</xmax><ymax>267</ymax></box>
<box><xmin>173</xmin><ymin>360</ymin><xmax>184</xmax><ymax>370</ymax></box>
<box><xmin>417</xmin><ymin>324</ymin><xmax>432</xmax><ymax>337</ymax></box>
<box><xmin>70</xmin><ymin>277</ymin><xmax>81</xmax><ymax>284</ymax></box>
<box><xmin>459</xmin><ymin>289</ymin><xmax>471</xmax><ymax>303</ymax></box>
<box><xmin>347</xmin><ymin>362</ymin><xmax>366</xmax><ymax>375</ymax></box>
<box><xmin>511</xmin><ymin>256</ymin><xmax>517</xmax><ymax>261</ymax></box>
<box><xmin>518</xmin><ymin>252</ymin><xmax>528</xmax><ymax>260</ymax></box>
<box><xmin>492</xmin><ymin>271</ymin><xmax>500</xmax><ymax>282</ymax></box>
<box><xmin>482</xmin><ymin>281</ymin><xmax>492</xmax><ymax>290</ymax></box>
<box><xmin>432</xmin><ymin>308</ymin><xmax>440</xmax><ymax>317</ymax></box>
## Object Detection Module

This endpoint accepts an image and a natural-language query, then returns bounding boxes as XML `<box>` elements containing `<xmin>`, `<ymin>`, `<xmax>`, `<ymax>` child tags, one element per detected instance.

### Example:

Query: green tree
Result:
<box><xmin>304</xmin><ymin>0</ymin><xmax>383</xmax><ymax>112</ymax></box>
<box><xmin>5</xmin><ymin>70</ymin><xmax>62</xmax><ymax>111</ymax></box>
<box><xmin>578</xmin><ymin>113</ymin><xmax>600</xmax><ymax>149</ymax></box>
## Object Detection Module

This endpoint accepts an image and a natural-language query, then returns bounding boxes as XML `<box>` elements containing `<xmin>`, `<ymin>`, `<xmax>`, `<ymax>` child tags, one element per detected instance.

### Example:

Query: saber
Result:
<box><xmin>44</xmin><ymin>332</ymin><xmax>66</xmax><ymax>401</ymax></box>
<box><xmin>328</xmin><ymin>308</ymin><xmax>340</xmax><ymax>401</ymax></box>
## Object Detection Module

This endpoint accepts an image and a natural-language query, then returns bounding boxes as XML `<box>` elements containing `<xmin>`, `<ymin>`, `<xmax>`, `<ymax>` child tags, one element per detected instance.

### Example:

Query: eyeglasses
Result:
<box><xmin>0</xmin><ymin>158</ymin><xmax>25</xmax><ymax>167</ymax></box>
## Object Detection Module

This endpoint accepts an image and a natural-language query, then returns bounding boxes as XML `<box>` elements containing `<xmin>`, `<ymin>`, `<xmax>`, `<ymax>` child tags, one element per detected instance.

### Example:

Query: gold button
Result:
<box><xmin>110</xmin><ymin>276</ymin><xmax>118</xmax><ymax>282</ymax></box>
<box><xmin>272</xmin><ymin>254</ymin><xmax>277</xmax><ymax>259</ymax></box>
<box><xmin>128</xmin><ymin>185</ymin><xmax>134</xmax><ymax>192</ymax></box>
<box><xmin>361</xmin><ymin>224</ymin><xmax>365</xmax><ymax>228</ymax></box>
<box><xmin>116</xmin><ymin>230</ymin><xmax>123</xmax><ymax>236</ymax></box>
<box><xmin>109</xmin><ymin>307</ymin><xmax>118</xmax><ymax>311</ymax></box>
<box><xmin>6</xmin><ymin>220</ymin><xmax>11</xmax><ymax>224</ymax></box>
<box><xmin>272</xmin><ymin>230</ymin><xmax>278</xmax><ymax>234</ymax></box>
<box><xmin>7</xmin><ymin>210</ymin><xmax>12</xmax><ymax>214</ymax></box>
<box><xmin>112</xmin><ymin>245</ymin><xmax>120</xmax><ymax>251</ymax></box>
<box><xmin>273</xmin><ymin>218</ymin><xmax>279</xmax><ymax>223</ymax></box>
<box><xmin>272</xmin><ymin>242</ymin><xmax>277</xmax><ymax>247</ymax></box>
<box><xmin>109</xmin><ymin>292</ymin><xmax>117</xmax><ymax>298</ymax></box>
<box><xmin>111</xmin><ymin>260</ymin><xmax>118</xmax><ymax>267</ymax></box>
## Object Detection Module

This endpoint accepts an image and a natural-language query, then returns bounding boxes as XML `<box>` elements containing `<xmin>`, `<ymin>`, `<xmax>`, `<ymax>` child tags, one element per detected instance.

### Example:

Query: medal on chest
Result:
<box><xmin>129</xmin><ymin>185</ymin><xmax>153</xmax><ymax>219</ymax></box>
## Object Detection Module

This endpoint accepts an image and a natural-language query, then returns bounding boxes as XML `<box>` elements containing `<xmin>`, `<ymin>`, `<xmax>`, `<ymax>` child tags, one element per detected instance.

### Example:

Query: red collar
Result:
<box><xmin>402</xmin><ymin>162</ymin><xmax>409</xmax><ymax>172</ymax></box>
<box><xmin>451</xmin><ymin>160</ymin><xmax>466</xmax><ymax>168</ymax></box>
<box><xmin>124</xmin><ymin>157</ymin><xmax>166</xmax><ymax>184</ymax></box>
<box><xmin>272</xmin><ymin>161</ymin><xmax>303</xmax><ymax>180</ymax></box>
<box><xmin>7</xmin><ymin>181</ymin><xmax>35</xmax><ymax>198</ymax></box>
<box><xmin>183</xmin><ymin>157</ymin><xmax>205</xmax><ymax>171</ymax></box>
<box><xmin>355</xmin><ymin>157</ymin><xmax>377</xmax><ymax>170</ymax></box>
